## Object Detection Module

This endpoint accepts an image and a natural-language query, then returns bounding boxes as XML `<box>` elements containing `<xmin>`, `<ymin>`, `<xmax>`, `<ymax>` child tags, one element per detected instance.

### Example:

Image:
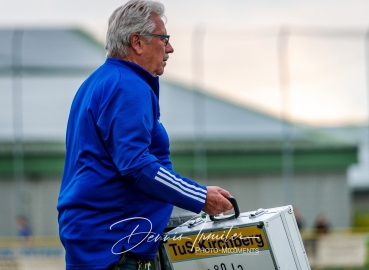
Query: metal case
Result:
<box><xmin>163</xmin><ymin>205</ymin><xmax>311</xmax><ymax>270</ymax></box>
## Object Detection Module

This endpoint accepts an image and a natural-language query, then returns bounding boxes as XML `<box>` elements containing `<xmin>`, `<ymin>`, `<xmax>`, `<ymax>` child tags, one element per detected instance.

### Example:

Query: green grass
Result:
<box><xmin>312</xmin><ymin>268</ymin><xmax>369</xmax><ymax>270</ymax></box>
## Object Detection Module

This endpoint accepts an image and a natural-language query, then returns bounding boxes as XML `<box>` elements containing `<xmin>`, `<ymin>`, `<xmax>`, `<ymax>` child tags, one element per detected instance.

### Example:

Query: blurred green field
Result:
<box><xmin>310</xmin><ymin>265</ymin><xmax>369</xmax><ymax>269</ymax></box>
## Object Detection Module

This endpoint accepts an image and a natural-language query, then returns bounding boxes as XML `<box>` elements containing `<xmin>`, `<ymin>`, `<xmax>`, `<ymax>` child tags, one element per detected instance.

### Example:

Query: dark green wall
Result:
<box><xmin>0</xmin><ymin>141</ymin><xmax>358</xmax><ymax>177</ymax></box>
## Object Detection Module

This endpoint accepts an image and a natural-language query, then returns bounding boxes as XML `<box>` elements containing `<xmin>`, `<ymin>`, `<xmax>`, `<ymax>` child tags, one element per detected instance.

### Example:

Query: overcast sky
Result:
<box><xmin>2</xmin><ymin>0</ymin><xmax>369</xmax><ymax>126</ymax></box>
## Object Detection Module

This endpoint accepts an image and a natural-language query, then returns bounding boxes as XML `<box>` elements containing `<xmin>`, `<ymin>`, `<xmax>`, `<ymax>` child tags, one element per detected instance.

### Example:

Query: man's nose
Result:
<box><xmin>166</xmin><ymin>42</ymin><xmax>174</xmax><ymax>53</ymax></box>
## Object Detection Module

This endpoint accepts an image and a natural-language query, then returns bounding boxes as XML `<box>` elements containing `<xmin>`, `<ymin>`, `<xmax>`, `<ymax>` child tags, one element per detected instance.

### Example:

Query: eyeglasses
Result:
<box><xmin>142</xmin><ymin>33</ymin><xmax>170</xmax><ymax>46</ymax></box>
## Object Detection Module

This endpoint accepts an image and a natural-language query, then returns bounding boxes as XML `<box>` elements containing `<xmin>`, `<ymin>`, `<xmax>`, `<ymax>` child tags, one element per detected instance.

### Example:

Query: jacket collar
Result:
<box><xmin>105</xmin><ymin>58</ymin><xmax>160</xmax><ymax>98</ymax></box>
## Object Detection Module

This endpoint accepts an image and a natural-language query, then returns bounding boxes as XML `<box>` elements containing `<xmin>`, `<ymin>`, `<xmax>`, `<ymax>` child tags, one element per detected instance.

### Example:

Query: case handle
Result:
<box><xmin>209</xmin><ymin>197</ymin><xmax>240</xmax><ymax>222</ymax></box>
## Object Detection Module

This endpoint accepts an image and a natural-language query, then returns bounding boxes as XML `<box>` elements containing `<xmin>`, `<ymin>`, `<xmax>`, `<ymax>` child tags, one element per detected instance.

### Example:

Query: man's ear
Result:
<box><xmin>130</xmin><ymin>33</ymin><xmax>144</xmax><ymax>55</ymax></box>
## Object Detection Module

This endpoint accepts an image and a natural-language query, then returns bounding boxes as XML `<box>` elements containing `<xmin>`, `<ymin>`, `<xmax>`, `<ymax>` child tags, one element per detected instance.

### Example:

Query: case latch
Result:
<box><xmin>250</xmin><ymin>208</ymin><xmax>266</xmax><ymax>218</ymax></box>
<box><xmin>187</xmin><ymin>217</ymin><xmax>205</xmax><ymax>228</ymax></box>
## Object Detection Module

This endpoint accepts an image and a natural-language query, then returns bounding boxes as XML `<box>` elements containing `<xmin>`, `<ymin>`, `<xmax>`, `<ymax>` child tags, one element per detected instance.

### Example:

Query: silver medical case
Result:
<box><xmin>163</xmin><ymin>203</ymin><xmax>311</xmax><ymax>270</ymax></box>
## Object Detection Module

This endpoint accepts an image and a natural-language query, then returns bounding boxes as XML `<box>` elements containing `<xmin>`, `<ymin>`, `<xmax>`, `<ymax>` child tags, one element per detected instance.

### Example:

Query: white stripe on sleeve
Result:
<box><xmin>159</xmin><ymin>167</ymin><xmax>207</xmax><ymax>195</ymax></box>
<box><xmin>154</xmin><ymin>176</ymin><xmax>206</xmax><ymax>203</ymax></box>
<box><xmin>157</xmin><ymin>171</ymin><xmax>207</xmax><ymax>199</ymax></box>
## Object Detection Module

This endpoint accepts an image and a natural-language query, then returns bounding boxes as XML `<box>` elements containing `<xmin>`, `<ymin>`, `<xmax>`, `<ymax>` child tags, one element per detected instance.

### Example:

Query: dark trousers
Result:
<box><xmin>107</xmin><ymin>251</ymin><xmax>162</xmax><ymax>270</ymax></box>
<box><xmin>107</xmin><ymin>253</ymin><xmax>140</xmax><ymax>270</ymax></box>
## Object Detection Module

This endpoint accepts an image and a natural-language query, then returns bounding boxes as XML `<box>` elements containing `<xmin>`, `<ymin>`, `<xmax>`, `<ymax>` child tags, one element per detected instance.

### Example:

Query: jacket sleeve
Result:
<box><xmin>130</xmin><ymin>162</ymin><xmax>207</xmax><ymax>214</ymax></box>
<box><xmin>96</xmin><ymin>81</ymin><xmax>206</xmax><ymax>213</ymax></box>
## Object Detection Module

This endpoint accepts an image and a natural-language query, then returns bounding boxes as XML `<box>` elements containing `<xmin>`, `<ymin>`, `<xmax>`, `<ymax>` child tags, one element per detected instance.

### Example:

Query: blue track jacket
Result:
<box><xmin>57</xmin><ymin>58</ymin><xmax>207</xmax><ymax>270</ymax></box>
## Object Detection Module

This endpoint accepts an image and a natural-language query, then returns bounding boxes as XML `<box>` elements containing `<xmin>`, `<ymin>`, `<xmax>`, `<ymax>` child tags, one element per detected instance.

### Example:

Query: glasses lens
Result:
<box><xmin>144</xmin><ymin>34</ymin><xmax>169</xmax><ymax>46</ymax></box>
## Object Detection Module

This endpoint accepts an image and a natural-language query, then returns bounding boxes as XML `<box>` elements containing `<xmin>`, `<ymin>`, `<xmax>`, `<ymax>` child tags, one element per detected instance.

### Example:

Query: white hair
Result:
<box><xmin>105</xmin><ymin>0</ymin><xmax>165</xmax><ymax>58</ymax></box>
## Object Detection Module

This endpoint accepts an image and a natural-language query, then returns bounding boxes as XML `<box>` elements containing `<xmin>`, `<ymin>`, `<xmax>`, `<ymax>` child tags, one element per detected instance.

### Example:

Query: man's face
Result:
<box><xmin>141</xmin><ymin>14</ymin><xmax>174</xmax><ymax>76</ymax></box>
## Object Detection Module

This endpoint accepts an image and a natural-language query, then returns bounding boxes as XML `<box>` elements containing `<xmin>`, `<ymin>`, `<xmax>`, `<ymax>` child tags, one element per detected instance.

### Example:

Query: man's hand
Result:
<box><xmin>202</xmin><ymin>186</ymin><xmax>233</xmax><ymax>216</ymax></box>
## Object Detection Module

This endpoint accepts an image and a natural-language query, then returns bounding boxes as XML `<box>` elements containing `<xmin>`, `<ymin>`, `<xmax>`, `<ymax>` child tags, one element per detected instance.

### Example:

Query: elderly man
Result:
<box><xmin>57</xmin><ymin>0</ymin><xmax>233</xmax><ymax>269</ymax></box>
